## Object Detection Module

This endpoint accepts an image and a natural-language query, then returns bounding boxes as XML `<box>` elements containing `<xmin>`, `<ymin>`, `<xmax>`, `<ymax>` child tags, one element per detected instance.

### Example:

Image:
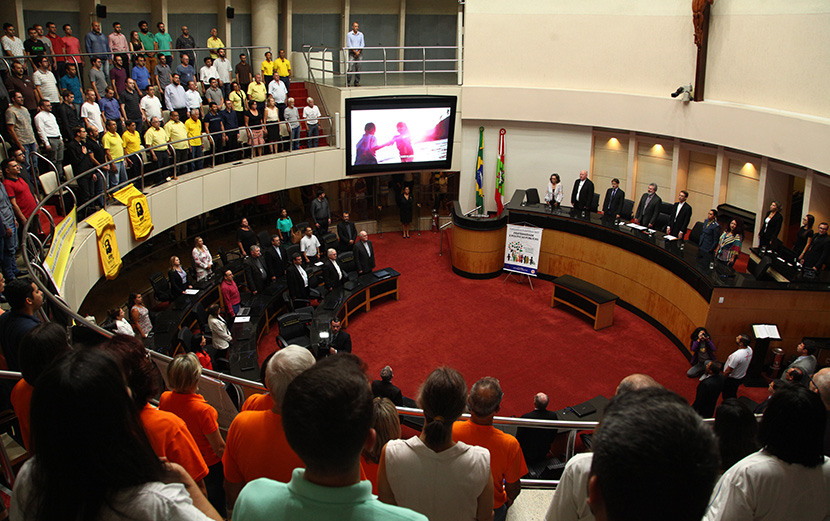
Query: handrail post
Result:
<box><xmin>382</xmin><ymin>47</ymin><xmax>387</xmax><ymax>86</ymax></box>
<box><xmin>170</xmin><ymin>145</ymin><xmax>177</xmax><ymax>180</ymax></box>
<box><xmin>208</xmin><ymin>133</ymin><xmax>216</xmax><ymax>168</ymax></box>
<box><xmin>137</xmin><ymin>153</ymin><xmax>145</xmax><ymax>192</ymax></box>
<box><xmin>422</xmin><ymin>47</ymin><xmax>427</xmax><ymax>85</ymax></box>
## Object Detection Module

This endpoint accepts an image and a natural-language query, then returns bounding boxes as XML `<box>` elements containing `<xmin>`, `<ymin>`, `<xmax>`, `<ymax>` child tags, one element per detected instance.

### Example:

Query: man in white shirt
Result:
<box><xmin>346</xmin><ymin>22</ymin><xmax>364</xmax><ymax>87</ymax></box>
<box><xmin>722</xmin><ymin>333</ymin><xmax>753</xmax><ymax>400</ymax></box>
<box><xmin>666</xmin><ymin>190</ymin><xmax>692</xmax><ymax>239</ymax></box>
<box><xmin>140</xmin><ymin>85</ymin><xmax>163</xmax><ymax>128</ymax></box>
<box><xmin>214</xmin><ymin>48</ymin><xmax>233</xmax><ymax>98</ymax></box>
<box><xmin>81</xmin><ymin>88</ymin><xmax>105</xmax><ymax>133</ymax></box>
<box><xmin>1</xmin><ymin>23</ymin><xmax>26</xmax><ymax>65</ymax></box>
<box><xmin>33</xmin><ymin>56</ymin><xmax>60</xmax><ymax>103</ymax></box>
<box><xmin>299</xmin><ymin>226</ymin><xmax>321</xmax><ymax>264</ymax></box>
<box><xmin>304</xmin><ymin>97</ymin><xmax>321</xmax><ymax>148</ymax></box>
<box><xmin>267</xmin><ymin>77</ymin><xmax>287</xmax><ymax>119</ymax></box>
<box><xmin>34</xmin><ymin>99</ymin><xmax>64</xmax><ymax>174</ymax></box>
<box><xmin>284</xmin><ymin>97</ymin><xmax>300</xmax><ymax>150</ymax></box>
<box><xmin>185</xmin><ymin>80</ymin><xmax>202</xmax><ymax>112</ymax></box>
<box><xmin>199</xmin><ymin>57</ymin><xmax>219</xmax><ymax>92</ymax></box>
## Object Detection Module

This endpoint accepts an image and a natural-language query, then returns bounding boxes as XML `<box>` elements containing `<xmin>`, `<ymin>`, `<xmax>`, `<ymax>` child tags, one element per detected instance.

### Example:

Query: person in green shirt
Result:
<box><xmin>137</xmin><ymin>21</ymin><xmax>157</xmax><ymax>71</ymax></box>
<box><xmin>154</xmin><ymin>22</ymin><xmax>173</xmax><ymax>61</ymax></box>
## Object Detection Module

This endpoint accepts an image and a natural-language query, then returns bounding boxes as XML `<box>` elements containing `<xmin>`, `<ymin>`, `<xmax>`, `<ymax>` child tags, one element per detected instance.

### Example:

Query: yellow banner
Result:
<box><xmin>86</xmin><ymin>209</ymin><xmax>122</xmax><ymax>280</ymax></box>
<box><xmin>43</xmin><ymin>207</ymin><xmax>78</xmax><ymax>293</ymax></box>
<box><xmin>113</xmin><ymin>184</ymin><xmax>154</xmax><ymax>241</ymax></box>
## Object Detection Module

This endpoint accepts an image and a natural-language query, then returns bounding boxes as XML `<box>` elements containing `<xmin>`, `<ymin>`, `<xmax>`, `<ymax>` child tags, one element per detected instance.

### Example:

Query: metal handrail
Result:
<box><xmin>1</xmin><ymin>45</ymin><xmax>272</xmax><ymax>63</ymax></box>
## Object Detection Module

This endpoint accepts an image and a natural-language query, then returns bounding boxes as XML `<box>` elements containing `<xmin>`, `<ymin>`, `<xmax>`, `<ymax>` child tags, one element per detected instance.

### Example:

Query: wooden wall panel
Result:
<box><xmin>451</xmin><ymin>227</ymin><xmax>507</xmax><ymax>275</ymax></box>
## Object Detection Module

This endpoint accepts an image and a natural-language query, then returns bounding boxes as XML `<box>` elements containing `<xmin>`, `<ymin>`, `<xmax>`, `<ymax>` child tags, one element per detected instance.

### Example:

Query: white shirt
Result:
<box><xmin>675</xmin><ymin>201</ymin><xmax>685</xmax><ymax>217</ymax></box>
<box><xmin>1</xmin><ymin>35</ymin><xmax>25</xmax><ymax>63</ymax></box>
<box><xmin>304</xmin><ymin>105</ymin><xmax>321</xmax><ymax>125</ymax></box>
<box><xmin>300</xmin><ymin>235</ymin><xmax>321</xmax><ymax>257</ymax></box>
<box><xmin>34</xmin><ymin>111</ymin><xmax>61</xmax><ymax>143</ymax></box>
<box><xmin>297</xmin><ymin>264</ymin><xmax>308</xmax><ymax>286</ymax></box>
<box><xmin>332</xmin><ymin>259</ymin><xmax>342</xmax><ymax>279</ymax></box>
<box><xmin>363</xmin><ymin>241</ymin><xmax>371</xmax><ymax>257</ymax></box>
<box><xmin>214</xmin><ymin>57</ymin><xmax>232</xmax><ymax>83</ymax></box>
<box><xmin>81</xmin><ymin>101</ymin><xmax>104</xmax><ymax>132</ymax></box>
<box><xmin>115</xmin><ymin>318</ymin><xmax>136</xmax><ymax>336</ymax></box>
<box><xmin>267</xmin><ymin>80</ymin><xmax>287</xmax><ymax>104</ymax></box>
<box><xmin>33</xmin><ymin>69</ymin><xmax>60</xmax><ymax>102</ymax></box>
<box><xmin>725</xmin><ymin>346</ymin><xmax>753</xmax><ymax>380</ymax></box>
<box><xmin>185</xmin><ymin>89</ymin><xmax>202</xmax><ymax>110</ymax></box>
<box><xmin>140</xmin><ymin>95</ymin><xmax>163</xmax><ymax>121</ymax></box>
<box><xmin>705</xmin><ymin>451</ymin><xmax>830</xmax><ymax>521</ymax></box>
<box><xmin>199</xmin><ymin>64</ymin><xmax>219</xmax><ymax>84</ymax></box>
<box><xmin>545</xmin><ymin>452</ymin><xmax>594</xmax><ymax>521</ymax></box>
<box><xmin>576</xmin><ymin>179</ymin><xmax>586</xmax><ymax>199</ymax></box>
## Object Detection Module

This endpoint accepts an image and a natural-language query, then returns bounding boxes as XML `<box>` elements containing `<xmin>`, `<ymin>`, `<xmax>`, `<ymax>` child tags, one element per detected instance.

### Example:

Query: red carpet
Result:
<box><xmin>260</xmin><ymin>230</ymin><xmax>767</xmax><ymax>417</ymax></box>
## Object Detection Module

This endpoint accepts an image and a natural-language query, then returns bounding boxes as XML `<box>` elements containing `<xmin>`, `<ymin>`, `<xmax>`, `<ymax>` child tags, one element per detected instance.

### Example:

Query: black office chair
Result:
<box><xmin>295</xmin><ymin>221</ymin><xmax>309</xmax><ymax>234</ymax></box>
<box><xmin>338</xmin><ymin>250</ymin><xmax>357</xmax><ymax>274</ymax></box>
<box><xmin>525</xmin><ymin>188</ymin><xmax>540</xmax><ymax>205</ymax></box>
<box><xmin>149</xmin><ymin>272</ymin><xmax>173</xmax><ymax>303</ymax></box>
<box><xmin>174</xmin><ymin>326</ymin><xmax>194</xmax><ymax>356</ymax></box>
<box><xmin>258</xmin><ymin>230</ymin><xmax>272</xmax><ymax>248</ymax></box>
<box><xmin>285</xmin><ymin>243</ymin><xmax>301</xmax><ymax>261</ymax></box>
<box><xmin>750</xmin><ymin>256</ymin><xmax>774</xmax><ymax>281</ymax></box>
<box><xmin>590</xmin><ymin>193</ymin><xmax>600</xmax><ymax>213</ymax></box>
<box><xmin>217</xmin><ymin>246</ymin><xmax>242</xmax><ymax>267</ymax></box>
<box><xmin>192</xmin><ymin>302</ymin><xmax>212</xmax><ymax>340</ymax></box>
<box><xmin>620</xmin><ymin>199</ymin><xmax>634</xmax><ymax>221</ymax></box>
<box><xmin>655</xmin><ymin>212</ymin><xmax>670</xmax><ymax>231</ymax></box>
<box><xmin>688</xmin><ymin>222</ymin><xmax>704</xmax><ymax>244</ymax></box>
<box><xmin>323</xmin><ymin>232</ymin><xmax>338</xmax><ymax>251</ymax></box>
<box><xmin>276</xmin><ymin>312</ymin><xmax>311</xmax><ymax>349</ymax></box>
<box><xmin>282</xmin><ymin>292</ymin><xmax>312</xmax><ymax>314</ymax></box>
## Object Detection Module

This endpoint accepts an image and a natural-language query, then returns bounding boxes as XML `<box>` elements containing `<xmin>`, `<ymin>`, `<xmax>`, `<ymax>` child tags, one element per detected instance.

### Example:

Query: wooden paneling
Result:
<box><xmin>539</xmin><ymin>229</ymin><xmax>710</xmax><ymax>345</ymax></box>
<box><xmin>451</xmin><ymin>227</ymin><xmax>507</xmax><ymax>274</ymax></box>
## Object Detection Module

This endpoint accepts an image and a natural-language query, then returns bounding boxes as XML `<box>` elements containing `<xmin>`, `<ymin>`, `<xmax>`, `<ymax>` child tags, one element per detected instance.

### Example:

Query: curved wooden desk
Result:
<box><xmin>454</xmin><ymin>192</ymin><xmax>830</xmax><ymax>358</ymax></box>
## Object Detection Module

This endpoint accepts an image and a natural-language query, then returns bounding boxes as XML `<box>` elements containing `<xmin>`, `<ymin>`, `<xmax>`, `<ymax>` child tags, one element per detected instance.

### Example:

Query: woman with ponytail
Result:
<box><xmin>377</xmin><ymin>367</ymin><xmax>494</xmax><ymax>521</ymax></box>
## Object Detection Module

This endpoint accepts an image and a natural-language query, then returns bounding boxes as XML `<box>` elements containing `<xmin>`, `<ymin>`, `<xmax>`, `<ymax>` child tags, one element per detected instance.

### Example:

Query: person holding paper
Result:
<box><xmin>168</xmin><ymin>256</ymin><xmax>193</xmax><ymax>296</ymax></box>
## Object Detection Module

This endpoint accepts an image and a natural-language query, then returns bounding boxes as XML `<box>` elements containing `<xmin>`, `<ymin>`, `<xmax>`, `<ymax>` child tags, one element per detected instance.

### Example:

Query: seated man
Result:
<box><xmin>233</xmin><ymin>354</ymin><xmax>426</xmax><ymax>521</ymax></box>
<box><xmin>371</xmin><ymin>365</ymin><xmax>403</xmax><ymax>406</ymax></box>
<box><xmin>515</xmin><ymin>392</ymin><xmax>559</xmax><ymax>466</ymax></box>
<box><xmin>784</xmin><ymin>341</ymin><xmax>818</xmax><ymax>376</ymax></box>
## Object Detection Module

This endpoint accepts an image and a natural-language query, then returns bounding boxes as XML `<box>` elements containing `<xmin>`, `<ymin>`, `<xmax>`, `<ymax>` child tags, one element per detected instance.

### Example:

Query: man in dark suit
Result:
<box><xmin>698</xmin><ymin>209</ymin><xmax>720</xmax><ymax>256</ymax></box>
<box><xmin>264</xmin><ymin>234</ymin><xmax>288</xmax><ymax>282</ymax></box>
<box><xmin>666</xmin><ymin>190</ymin><xmax>693</xmax><ymax>239</ymax></box>
<box><xmin>322</xmin><ymin>248</ymin><xmax>347</xmax><ymax>290</ymax></box>
<box><xmin>353</xmin><ymin>230</ymin><xmax>375</xmax><ymax>275</ymax></box>
<box><xmin>371</xmin><ymin>365</ymin><xmax>403</xmax><ymax>406</ymax></box>
<box><xmin>328</xmin><ymin>318</ymin><xmax>351</xmax><ymax>355</ymax></box>
<box><xmin>286</xmin><ymin>252</ymin><xmax>310</xmax><ymax>302</ymax></box>
<box><xmin>801</xmin><ymin>222</ymin><xmax>830</xmax><ymax>270</ymax></box>
<box><xmin>515</xmin><ymin>392</ymin><xmax>559</xmax><ymax>465</ymax></box>
<box><xmin>570</xmin><ymin>169</ymin><xmax>594</xmax><ymax>213</ymax></box>
<box><xmin>691</xmin><ymin>361</ymin><xmax>725</xmax><ymax>418</ymax></box>
<box><xmin>634</xmin><ymin>182</ymin><xmax>662</xmax><ymax>228</ymax></box>
<box><xmin>337</xmin><ymin>211</ymin><xmax>358</xmax><ymax>252</ymax></box>
<box><xmin>243</xmin><ymin>245</ymin><xmax>269</xmax><ymax>294</ymax></box>
<box><xmin>600</xmin><ymin>178</ymin><xmax>625</xmax><ymax>221</ymax></box>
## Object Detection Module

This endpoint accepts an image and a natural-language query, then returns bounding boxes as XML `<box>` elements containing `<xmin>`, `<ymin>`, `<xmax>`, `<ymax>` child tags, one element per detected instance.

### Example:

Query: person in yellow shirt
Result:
<box><xmin>206</xmin><ymin>28</ymin><xmax>224</xmax><ymax>60</ymax></box>
<box><xmin>144</xmin><ymin>116</ymin><xmax>170</xmax><ymax>184</ymax></box>
<box><xmin>229</xmin><ymin>81</ymin><xmax>247</xmax><ymax>117</ymax></box>
<box><xmin>164</xmin><ymin>110</ymin><xmax>189</xmax><ymax>177</ymax></box>
<box><xmin>247</xmin><ymin>74</ymin><xmax>267</xmax><ymax>113</ymax></box>
<box><xmin>122</xmin><ymin>120</ymin><xmax>142</xmax><ymax>184</ymax></box>
<box><xmin>275</xmin><ymin>48</ymin><xmax>291</xmax><ymax>93</ymax></box>
<box><xmin>102</xmin><ymin>119</ymin><xmax>129</xmax><ymax>189</ymax></box>
<box><xmin>260</xmin><ymin>51</ymin><xmax>275</xmax><ymax>85</ymax></box>
<box><xmin>185</xmin><ymin>108</ymin><xmax>204</xmax><ymax>171</ymax></box>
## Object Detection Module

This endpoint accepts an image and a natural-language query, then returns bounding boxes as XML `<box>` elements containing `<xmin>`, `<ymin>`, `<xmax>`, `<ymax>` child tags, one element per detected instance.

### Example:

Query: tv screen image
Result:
<box><xmin>345</xmin><ymin>95</ymin><xmax>457</xmax><ymax>175</ymax></box>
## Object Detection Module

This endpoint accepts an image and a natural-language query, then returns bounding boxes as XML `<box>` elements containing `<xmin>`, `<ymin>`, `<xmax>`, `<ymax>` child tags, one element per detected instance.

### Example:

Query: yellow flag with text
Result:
<box><xmin>44</xmin><ymin>207</ymin><xmax>77</xmax><ymax>292</ymax></box>
<box><xmin>113</xmin><ymin>185</ymin><xmax>154</xmax><ymax>241</ymax></box>
<box><xmin>86</xmin><ymin>210</ymin><xmax>122</xmax><ymax>279</ymax></box>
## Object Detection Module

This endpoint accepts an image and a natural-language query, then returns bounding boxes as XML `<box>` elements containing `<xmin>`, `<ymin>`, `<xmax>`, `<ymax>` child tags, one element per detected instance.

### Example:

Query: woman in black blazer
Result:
<box><xmin>759</xmin><ymin>200</ymin><xmax>783</xmax><ymax>249</ymax></box>
<box><xmin>168</xmin><ymin>255</ymin><xmax>193</xmax><ymax>296</ymax></box>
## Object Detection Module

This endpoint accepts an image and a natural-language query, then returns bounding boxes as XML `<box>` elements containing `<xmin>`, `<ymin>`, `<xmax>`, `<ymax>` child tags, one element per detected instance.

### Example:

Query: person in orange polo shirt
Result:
<box><xmin>453</xmin><ymin>376</ymin><xmax>528</xmax><ymax>521</ymax></box>
<box><xmin>160</xmin><ymin>353</ymin><xmax>226</xmax><ymax>518</ymax></box>
<box><xmin>223</xmin><ymin>345</ymin><xmax>315</xmax><ymax>516</ymax></box>
<box><xmin>102</xmin><ymin>334</ymin><xmax>209</xmax><ymax>496</ymax></box>
<box><xmin>11</xmin><ymin>323</ymin><xmax>70</xmax><ymax>450</ymax></box>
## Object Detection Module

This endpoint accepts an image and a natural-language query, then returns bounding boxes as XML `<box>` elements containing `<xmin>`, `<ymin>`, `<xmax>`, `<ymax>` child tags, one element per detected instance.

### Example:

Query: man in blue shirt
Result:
<box><xmin>220</xmin><ymin>99</ymin><xmax>240</xmax><ymax>162</ymax></box>
<box><xmin>98</xmin><ymin>86</ymin><xmax>124</xmax><ymax>133</ymax></box>
<box><xmin>346</xmin><ymin>22</ymin><xmax>364</xmax><ymax>87</ymax></box>
<box><xmin>84</xmin><ymin>21</ymin><xmax>111</xmax><ymax>75</ymax></box>
<box><xmin>131</xmin><ymin>55</ymin><xmax>151</xmax><ymax>92</ymax></box>
<box><xmin>175</xmin><ymin>54</ymin><xmax>195</xmax><ymax>87</ymax></box>
<box><xmin>58</xmin><ymin>62</ymin><xmax>83</xmax><ymax>110</ymax></box>
<box><xmin>0</xmin><ymin>278</ymin><xmax>43</xmax><ymax>371</ymax></box>
<box><xmin>203</xmin><ymin>101</ymin><xmax>225</xmax><ymax>163</ymax></box>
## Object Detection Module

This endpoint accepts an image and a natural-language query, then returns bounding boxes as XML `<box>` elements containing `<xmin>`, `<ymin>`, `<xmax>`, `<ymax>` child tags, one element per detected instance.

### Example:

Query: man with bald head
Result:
<box><xmin>516</xmin><ymin>392</ymin><xmax>560</xmax><ymax>468</ymax></box>
<box><xmin>570</xmin><ymin>169</ymin><xmax>594</xmax><ymax>213</ymax></box>
<box><xmin>222</xmin><ymin>345</ymin><xmax>315</xmax><ymax>517</ymax></box>
<box><xmin>453</xmin><ymin>377</ymin><xmax>528</xmax><ymax>521</ymax></box>
<box><xmin>545</xmin><ymin>373</ymin><xmax>664</xmax><ymax>521</ymax></box>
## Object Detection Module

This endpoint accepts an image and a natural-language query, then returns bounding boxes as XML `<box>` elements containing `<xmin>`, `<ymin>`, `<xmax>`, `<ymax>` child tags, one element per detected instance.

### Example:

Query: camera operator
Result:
<box><xmin>687</xmin><ymin>327</ymin><xmax>717</xmax><ymax>378</ymax></box>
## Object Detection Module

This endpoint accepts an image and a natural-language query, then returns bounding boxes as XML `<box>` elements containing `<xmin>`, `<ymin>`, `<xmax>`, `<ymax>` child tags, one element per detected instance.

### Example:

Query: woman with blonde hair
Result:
<box><xmin>159</xmin><ymin>353</ymin><xmax>226</xmax><ymax>517</ymax></box>
<box><xmin>361</xmin><ymin>397</ymin><xmax>402</xmax><ymax>493</ymax></box>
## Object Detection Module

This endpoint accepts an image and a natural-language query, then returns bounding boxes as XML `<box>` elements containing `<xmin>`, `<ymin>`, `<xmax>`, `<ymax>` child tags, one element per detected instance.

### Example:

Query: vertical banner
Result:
<box><xmin>475</xmin><ymin>126</ymin><xmax>484</xmax><ymax>212</ymax></box>
<box><xmin>504</xmin><ymin>224</ymin><xmax>543</xmax><ymax>276</ymax></box>
<box><xmin>43</xmin><ymin>207</ymin><xmax>78</xmax><ymax>293</ymax></box>
<box><xmin>113</xmin><ymin>184</ymin><xmax>154</xmax><ymax>240</ymax></box>
<box><xmin>85</xmin><ymin>209</ymin><xmax>122</xmax><ymax>280</ymax></box>
<box><xmin>495</xmin><ymin>128</ymin><xmax>506</xmax><ymax>215</ymax></box>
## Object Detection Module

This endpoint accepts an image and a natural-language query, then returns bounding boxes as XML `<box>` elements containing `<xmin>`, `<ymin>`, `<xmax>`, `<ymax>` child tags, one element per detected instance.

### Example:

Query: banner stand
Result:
<box><xmin>503</xmin><ymin>271</ymin><xmax>534</xmax><ymax>290</ymax></box>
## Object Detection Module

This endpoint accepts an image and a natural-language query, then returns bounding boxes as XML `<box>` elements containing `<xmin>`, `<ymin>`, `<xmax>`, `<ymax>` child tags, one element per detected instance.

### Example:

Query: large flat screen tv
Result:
<box><xmin>345</xmin><ymin>95</ymin><xmax>457</xmax><ymax>175</ymax></box>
